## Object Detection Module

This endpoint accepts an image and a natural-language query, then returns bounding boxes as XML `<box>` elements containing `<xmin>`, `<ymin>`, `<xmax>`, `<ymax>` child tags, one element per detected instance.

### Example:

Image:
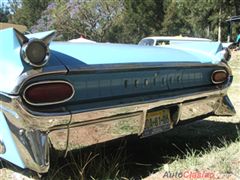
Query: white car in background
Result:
<box><xmin>138</xmin><ymin>36</ymin><xmax>211</xmax><ymax>46</ymax></box>
<box><xmin>138</xmin><ymin>36</ymin><xmax>230</xmax><ymax>62</ymax></box>
<box><xmin>69</xmin><ymin>36</ymin><xmax>96</xmax><ymax>43</ymax></box>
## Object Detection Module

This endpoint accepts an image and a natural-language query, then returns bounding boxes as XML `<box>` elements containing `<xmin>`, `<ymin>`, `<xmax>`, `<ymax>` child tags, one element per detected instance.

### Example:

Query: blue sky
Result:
<box><xmin>0</xmin><ymin>0</ymin><xmax>8</xmax><ymax>3</ymax></box>
<box><xmin>0</xmin><ymin>0</ymin><xmax>9</xmax><ymax>6</ymax></box>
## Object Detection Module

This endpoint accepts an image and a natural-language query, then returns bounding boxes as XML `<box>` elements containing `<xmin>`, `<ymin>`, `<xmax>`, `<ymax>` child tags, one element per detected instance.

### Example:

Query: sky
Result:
<box><xmin>0</xmin><ymin>0</ymin><xmax>20</xmax><ymax>10</ymax></box>
<box><xmin>0</xmin><ymin>0</ymin><xmax>8</xmax><ymax>4</ymax></box>
<box><xmin>0</xmin><ymin>0</ymin><xmax>21</xmax><ymax>6</ymax></box>
<box><xmin>0</xmin><ymin>0</ymin><xmax>9</xmax><ymax>7</ymax></box>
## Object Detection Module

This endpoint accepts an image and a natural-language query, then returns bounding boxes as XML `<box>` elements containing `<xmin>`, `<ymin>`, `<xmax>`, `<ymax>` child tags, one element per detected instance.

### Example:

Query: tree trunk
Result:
<box><xmin>218</xmin><ymin>7</ymin><xmax>222</xmax><ymax>42</ymax></box>
<box><xmin>234</xmin><ymin>0</ymin><xmax>240</xmax><ymax>15</ymax></box>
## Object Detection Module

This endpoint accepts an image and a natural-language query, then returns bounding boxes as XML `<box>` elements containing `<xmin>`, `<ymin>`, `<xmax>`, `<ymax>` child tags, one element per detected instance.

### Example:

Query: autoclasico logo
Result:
<box><xmin>162</xmin><ymin>171</ymin><xmax>215</xmax><ymax>179</ymax></box>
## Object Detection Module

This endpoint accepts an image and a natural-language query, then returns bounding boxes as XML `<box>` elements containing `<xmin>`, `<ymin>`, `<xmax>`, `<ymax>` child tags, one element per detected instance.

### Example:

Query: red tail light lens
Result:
<box><xmin>23</xmin><ymin>81</ymin><xmax>74</xmax><ymax>106</ymax></box>
<box><xmin>211</xmin><ymin>70</ymin><xmax>228</xmax><ymax>84</ymax></box>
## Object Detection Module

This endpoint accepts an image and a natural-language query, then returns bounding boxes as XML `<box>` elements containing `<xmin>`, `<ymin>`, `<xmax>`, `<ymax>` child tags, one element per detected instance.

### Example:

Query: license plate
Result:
<box><xmin>142</xmin><ymin>109</ymin><xmax>171</xmax><ymax>137</ymax></box>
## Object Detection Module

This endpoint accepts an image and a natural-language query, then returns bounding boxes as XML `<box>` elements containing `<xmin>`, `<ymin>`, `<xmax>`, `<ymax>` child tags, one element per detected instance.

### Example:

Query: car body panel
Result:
<box><xmin>0</xmin><ymin>28</ymin><xmax>24</xmax><ymax>93</ymax></box>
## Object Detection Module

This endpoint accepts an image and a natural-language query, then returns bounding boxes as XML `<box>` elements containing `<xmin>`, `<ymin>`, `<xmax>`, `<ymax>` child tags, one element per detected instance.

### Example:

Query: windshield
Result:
<box><xmin>138</xmin><ymin>39</ymin><xmax>154</xmax><ymax>46</ymax></box>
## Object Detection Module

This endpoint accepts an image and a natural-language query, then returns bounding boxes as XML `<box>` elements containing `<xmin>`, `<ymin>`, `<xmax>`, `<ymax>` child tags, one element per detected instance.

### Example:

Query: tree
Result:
<box><xmin>108</xmin><ymin>0</ymin><xmax>164</xmax><ymax>43</ymax></box>
<box><xmin>161</xmin><ymin>0</ymin><xmax>240</xmax><ymax>41</ymax></box>
<box><xmin>10</xmin><ymin>0</ymin><xmax>240</xmax><ymax>43</ymax></box>
<box><xmin>8</xmin><ymin>0</ymin><xmax>52</xmax><ymax>27</ymax></box>
<box><xmin>31</xmin><ymin>0</ymin><xmax>124</xmax><ymax>41</ymax></box>
<box><xmin>0</xmin><ymin>3</ymin><xmax>10</xmax><ymax>22</ymax></box>
<box><xmin>160</xmin><ymin>0</ymin><xmax>193</xmax><ymax>36</ymax></box>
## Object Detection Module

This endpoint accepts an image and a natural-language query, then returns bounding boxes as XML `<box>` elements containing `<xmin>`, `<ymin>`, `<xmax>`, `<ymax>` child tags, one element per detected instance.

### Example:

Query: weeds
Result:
<box><xmin>46</xmin><ymin>140</ymin><xmax>128</xmax><ymax>180</ymax></box>
<box><xmin>157</xmin><ymin>131</ymin><xmax>240</xmax><ymax>179</ymax></box>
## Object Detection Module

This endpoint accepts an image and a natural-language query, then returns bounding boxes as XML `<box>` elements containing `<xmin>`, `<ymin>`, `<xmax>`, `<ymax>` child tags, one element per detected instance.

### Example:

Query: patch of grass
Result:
<box><xmin>229</xmin><ymin>50</ymin><xmax>240</xmax><ymax>67</ymax></box>
<box><xmin>154</xmin><ymin>132</ymin><xmax>240</xmax><ymax>179</ymax></box>
<box><xmin>45</xmin><ymin>140</ymin><xmax>129</xmax><ymax>180</ymax></box>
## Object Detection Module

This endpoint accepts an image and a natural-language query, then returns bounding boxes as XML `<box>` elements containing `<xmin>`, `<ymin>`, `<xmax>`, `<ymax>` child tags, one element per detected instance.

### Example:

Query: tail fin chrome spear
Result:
<box><xmin>14</xmin><ymin>29</ymin><xmax>56</xmax><ymax>68</ymax></box>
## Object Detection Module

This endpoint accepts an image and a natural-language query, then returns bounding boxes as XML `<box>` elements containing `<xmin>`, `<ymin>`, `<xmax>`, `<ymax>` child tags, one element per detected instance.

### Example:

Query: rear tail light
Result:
<box><xmin>23</xmin><ymin>81</ymin><xmax>74</xmax><ymax>106</ymax></box>
<box><xmin>211</xmin><ymin>70</ymin><xmax>228</xmax><ymax>84</ymax></box>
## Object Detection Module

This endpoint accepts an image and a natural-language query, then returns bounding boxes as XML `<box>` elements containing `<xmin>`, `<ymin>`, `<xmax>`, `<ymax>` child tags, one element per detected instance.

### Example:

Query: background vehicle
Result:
<box><xmin>138</xmin><ymin>36</ymin><xmax>211</xmax><ymax>46</ymax></box>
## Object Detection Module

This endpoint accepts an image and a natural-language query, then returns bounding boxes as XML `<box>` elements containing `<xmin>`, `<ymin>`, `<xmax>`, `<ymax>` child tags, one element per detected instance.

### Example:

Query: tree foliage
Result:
<box><xmin>31</xmin><ymin>0</ymin><xmax>164</xmax><ymax>42</ymax></box>
<box><xmin>161</xmin><ymin>0</ymin><xmax>240</xmax><ymax>41</ymax></box>
<box><xmin>9</xmin><ymin>0</ymin><xmax>240</xmax><ymax>42</ymax></box>
<box><xmin>0</xmin><ymin>3</ymin><xmax>10</xmax><ymax>22</ymax></box>
<box><xmin>8</xmin><ymin>0</ymin><xmax>51</xmax><ymax>27</ymax></box>
<box><xmin>31</xmin><ymin>0</ymin><xmax>124</xmax><ymax>41</ymax></box>
<box><xmin>114</xmin><ymin>0</ymin><xmax>164</xmax><ymax>43</ymax></box>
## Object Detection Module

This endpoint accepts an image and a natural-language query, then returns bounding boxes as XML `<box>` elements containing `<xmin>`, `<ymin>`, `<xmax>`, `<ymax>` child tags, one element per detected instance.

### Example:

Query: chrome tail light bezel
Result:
<box><xmin>14</xmin><ymin>28</ymin><xmax>56</xmax><ymax>68</ymax></box>
<box><xmin>23</xmin><ymin>81</ymin><xmax>75</xmax><ymax>106</ymax></box>
<box><xmin>211</xmin><ymin>69</ymin><xmax>229</xmax><ymax>84</ymax></box>
<box><xmin>21</xmin><ymin>38</ymin><xmax>50</xmax><ymax>68</ymax></box>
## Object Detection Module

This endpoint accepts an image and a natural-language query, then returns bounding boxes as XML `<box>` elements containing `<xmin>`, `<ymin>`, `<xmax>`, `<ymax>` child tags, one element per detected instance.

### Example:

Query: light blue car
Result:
<box><xmin>0</xmin><ymin>28</ymin><xmax>235</xmax><ymax>173</ymax></box>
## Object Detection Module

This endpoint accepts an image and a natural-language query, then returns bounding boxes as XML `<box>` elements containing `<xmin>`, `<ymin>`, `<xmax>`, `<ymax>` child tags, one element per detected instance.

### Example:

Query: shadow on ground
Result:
<box><xmin>43</xmin><ymin>118</ymin><xmax>240</xmax><ymax>180</ymax></box>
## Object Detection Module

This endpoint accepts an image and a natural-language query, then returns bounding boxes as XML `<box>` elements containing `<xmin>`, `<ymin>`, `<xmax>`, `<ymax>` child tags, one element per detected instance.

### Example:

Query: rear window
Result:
<box><xmin>138</xmin><ymin>39</ymin><xmax>154</xmax><ymax>46</ymax></box>
<box><xmin>156</xmin><ymin>40</ymin><xmax>170</xmax><ymax>46</ymax></box>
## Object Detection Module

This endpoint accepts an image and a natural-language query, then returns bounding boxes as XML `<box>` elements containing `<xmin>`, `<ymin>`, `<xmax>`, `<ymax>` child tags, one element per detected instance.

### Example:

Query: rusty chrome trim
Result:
<box><xmin>22</xmin><ymin>80</ymin><xmax>75</xmax><ymax>106</ymax></box>
<box><xmin>211</xmin><ymin>69</ymin><xmax>228</xmax><ymax>84</ymax></box>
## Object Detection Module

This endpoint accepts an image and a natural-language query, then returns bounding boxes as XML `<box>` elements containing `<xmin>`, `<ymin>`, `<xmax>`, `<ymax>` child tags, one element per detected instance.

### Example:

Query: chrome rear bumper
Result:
<box><xmin>0</xmin><ymin>88</ymin><xmax>236</xmax><ymax>173</ymax></box>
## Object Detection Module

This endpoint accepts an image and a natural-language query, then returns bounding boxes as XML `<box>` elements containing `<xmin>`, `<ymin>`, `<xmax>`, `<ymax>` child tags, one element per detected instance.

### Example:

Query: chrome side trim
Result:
<box><xmin>13</xmin><ymin>68</ymin><xmax>68</xmax><ymax>94</ymax></box>
<box><xmin>211</xmin><ymin>69</ymin><xmax>228</xmax><ymax>84</ymax></box>
<box><xmin>64</xmin><ymin>61</ymin><xmax>229</xmax><ymax>73</ymax></box>
<box><xmin>22</xmin><ymin>80</ymin><xmax>75</xmax><ymax>106</ymax></box>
